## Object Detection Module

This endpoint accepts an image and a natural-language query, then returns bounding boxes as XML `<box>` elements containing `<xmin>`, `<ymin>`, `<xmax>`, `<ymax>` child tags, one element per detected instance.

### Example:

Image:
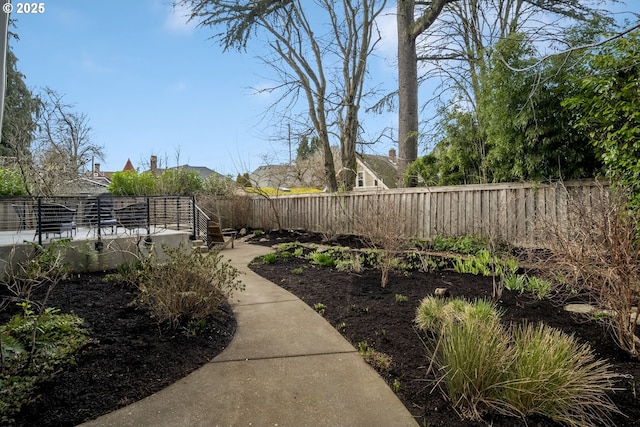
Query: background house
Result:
<box><xmin>250</xmin><ymin>149</ymin><xmax>399</xmax><ymax>191</ymax></box>
<box><xmin>148</xmin><ymin>155</ymin><xmax>224</xmax><ymax>181</ymax></box>
<box><xmin>353</xmin><ymin>149</ymin><xmax>399</xmax><ymax>190</ymax></box>
<box><xmin>249</xmin><ymin>164</ymin><xmax>312</xmax><ymax>189</ymax></box>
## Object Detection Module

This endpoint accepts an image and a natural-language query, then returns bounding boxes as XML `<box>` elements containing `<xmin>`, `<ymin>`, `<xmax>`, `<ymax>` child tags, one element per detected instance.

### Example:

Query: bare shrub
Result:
<box><xmin>352</xmin><ymin>192</ymin><xmax>410</xmax><ymax>287</ymax></box>
<box><xmin>541</xmin><ymin>183</ymin><xmax>640</xmax><ymax>360</ymax></box>
<box><xmin>320</xmin><ymin>194</ymin><xmax>351</xmax><ymax>244</ymax></box>
<box><xmin>133</xmin><ymin>244</ymin><xmax>244</xmax><ymax>328</ymax></box>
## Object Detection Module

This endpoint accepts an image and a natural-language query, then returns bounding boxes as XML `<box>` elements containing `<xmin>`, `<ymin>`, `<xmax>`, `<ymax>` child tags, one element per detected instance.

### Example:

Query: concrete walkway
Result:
<box><xmin>81</xmin><ymin>240</ymin><xmax>419</xmax><ymax>427</ymax></box>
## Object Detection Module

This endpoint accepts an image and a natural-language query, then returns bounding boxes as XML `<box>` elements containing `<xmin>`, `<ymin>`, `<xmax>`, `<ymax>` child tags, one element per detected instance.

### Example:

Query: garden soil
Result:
<box><xmin>4</xmin><ymin>230</ymin><xmax>640</xmax><ymax>427</ymax></box>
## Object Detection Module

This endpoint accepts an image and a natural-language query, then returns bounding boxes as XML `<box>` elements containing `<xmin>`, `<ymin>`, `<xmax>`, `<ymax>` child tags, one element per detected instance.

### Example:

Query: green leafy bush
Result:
<box><xmin>108</xmin><ymin>170</ymin><xmax>155</xmax><ymax>195</ymax></box>
<box><xmin>359</xmin><ymin>249</ymin><xmax>382</xmax><ymax>269</ymax></box>
<box><xmin>0</xmin><ymin>306</ymin><xmax>89</xmax><ymax>423</ymax></box>
<box><xmin>432</xmin><ymin>235</ymin><xmax>488</xmax><ymax>254</ymax></box>
<box><xmin>504</xmin><ymin>273</ymin><xmax>527</xmax><ymax>292</ymax></box>
<box><xmin>308</xmin><ymin>251</ymin><xmax>336</xmax><ymax>267</ymax></box>
<box><xmin>453</xmin><ymin>249</ymin><xmax>519</xmax><ymax>277</ymax></box>
<box><xmin>526</xmin><ymin>276</ymin><xmax>552</xmax><ymax>300</ymax></box>
<box><xmin>262</xmin><ymin>253</ymin><xmax>278</xmax><ymax>264</ymax></box>
<box><xmin>133</xmin><ymin>245</ymin><xmax>244</xmax><ymax>328</ymax></box>
<box><xmin>0</xmin><ymin>168</ymin><xmax>27</xmax><ymax>195</ymax></box>
<box><xmin>276</xmin><ymin>241</ymin><xmax>303</xmax><ymax>254</ymax></box>
<box><xmin>503</xmin><ymin>274</ymin><xmax>553</xmax><ymax>299</ymax></box>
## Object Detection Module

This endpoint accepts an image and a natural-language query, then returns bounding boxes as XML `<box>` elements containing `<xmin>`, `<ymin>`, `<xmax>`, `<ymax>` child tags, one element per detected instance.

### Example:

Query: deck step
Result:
<box><xmin>191</xmin><ymin>239</ymin><xmax>209</xmax><ymax>254</ymax></box>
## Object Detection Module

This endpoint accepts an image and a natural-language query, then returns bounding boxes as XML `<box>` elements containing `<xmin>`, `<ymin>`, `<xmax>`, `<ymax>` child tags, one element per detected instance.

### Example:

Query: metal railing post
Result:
<box><xmin>146</xmin><ymin>197</ymin><xmax>151</xmax><ymax>236</ymax></box>
<box><xmin>36</xmin><ymin>197</ymin><xmax>42</xmax><ymax>246</ymax></box>
<box><xmin>191</xmin><ymin>195</ymin><xmax>197</xmax><ymax>240</ymax></box>
<box><xmin>176</xmin><ymin>197</ymin><xmax>181</xmax><ymax>230</ymax></box>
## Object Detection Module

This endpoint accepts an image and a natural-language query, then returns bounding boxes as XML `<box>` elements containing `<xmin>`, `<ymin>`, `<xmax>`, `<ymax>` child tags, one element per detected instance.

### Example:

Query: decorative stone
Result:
<box><xmin>434</xmin><ymin>288</ymin><xmax>450</xmax><ymax>297</ymax></box>
<box><xmin>564</xmin><ymin>304</ymin><xmax>596</xmax><ymax>314</ymax></box>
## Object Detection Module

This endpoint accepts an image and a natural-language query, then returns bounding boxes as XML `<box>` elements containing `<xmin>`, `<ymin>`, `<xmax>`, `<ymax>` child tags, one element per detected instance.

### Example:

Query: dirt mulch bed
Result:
<box><xmin>2</xmin><ymin>274</ymin><xmax>236</xmax><ymax>427</ymax></box>
<box><xmin>247</xmin><ymin>230</ymin><xmax>640</xmax><ymax>427</ymax></box>
<box><xmin>2</xmin><ymin>228</ymin><xmax>638</xmax><ymax>427</ymax></box>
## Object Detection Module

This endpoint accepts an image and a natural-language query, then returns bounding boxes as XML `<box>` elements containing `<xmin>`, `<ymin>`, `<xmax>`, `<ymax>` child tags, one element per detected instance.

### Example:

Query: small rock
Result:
<box><xmin>564</xmin><ymin>304</ymin><xmax>596</xmax><ymax>314</ymax></box>
<box><xmin>434</xmin><ymin>288</ymin><xmax>450</xmax><ymax>297</ymax></box>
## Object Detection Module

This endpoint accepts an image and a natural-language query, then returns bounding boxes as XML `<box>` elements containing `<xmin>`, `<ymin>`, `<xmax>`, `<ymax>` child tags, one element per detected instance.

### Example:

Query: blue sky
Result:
<box><xmin>9</xmin><ymin>1</ymin><xmax>639</xmax><ymax>177</ymax></box>
<box><xmin>10</xmin><ymin>0</ymin><xmax>399</xmax><ymax>176</ymax></box>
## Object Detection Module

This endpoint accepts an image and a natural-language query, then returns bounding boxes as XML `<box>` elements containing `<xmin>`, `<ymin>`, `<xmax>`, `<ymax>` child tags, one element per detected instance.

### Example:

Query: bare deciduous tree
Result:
<box><xmin>30</xmin><ymin>88</ymin><xmax>104</xmax><ymax>195</ymax></box>
<box><xmin>177</xmin><ymin>0</ymin><xmax>386</xmax><ymax>191</ymax></box>
<box><xmin>352</xmin><ymin>191</ymin><xmax>410</xmax><ymax>287</ymax></box>
<box><xmin>540</xmin><ymin>183</ymin><xmax>640</xmax><ymax>360</ymax></box>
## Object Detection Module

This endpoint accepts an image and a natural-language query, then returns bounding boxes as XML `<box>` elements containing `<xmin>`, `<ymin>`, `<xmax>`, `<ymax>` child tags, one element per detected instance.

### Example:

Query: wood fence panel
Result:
<box><xmin>248</xmin><ymin>181</ymin><xmax>609</xmax><ymax>248</ymax></box>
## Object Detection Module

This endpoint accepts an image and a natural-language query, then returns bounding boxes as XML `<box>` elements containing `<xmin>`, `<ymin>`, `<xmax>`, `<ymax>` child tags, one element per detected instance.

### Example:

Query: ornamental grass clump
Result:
<box><xmin>133</xmin><ymin>244</ymin><xmax>244</xmax><ymax>328</ymax></box>
<box><xmin>504</xmin><ymin>323</ymin><xmax>621</xmax><ymax>427</ymax></box>
<box><xmin>415</xmin><ymin>296</ymin><xmax>621</xmax><ymax>425</ymax></box>
<box><xmin>417</xmin><ymin>297</ymin><xmax>509</xmax><ymax>419</ymax></box>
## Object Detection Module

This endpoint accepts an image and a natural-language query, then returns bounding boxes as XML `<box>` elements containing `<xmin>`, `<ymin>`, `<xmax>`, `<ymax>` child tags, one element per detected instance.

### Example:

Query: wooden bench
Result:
<box><xmin>207</xmin><ymin>222</ymin><xmax>236</xmax><ymax>249</ymax></box>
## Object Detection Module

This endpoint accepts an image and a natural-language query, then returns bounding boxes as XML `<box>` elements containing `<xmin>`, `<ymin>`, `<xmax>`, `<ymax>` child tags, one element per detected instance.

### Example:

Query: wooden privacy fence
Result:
<box><xmin>250</xmin><ymin>180</ymin><xmax>610</xmax><ymax>248</ymax></box>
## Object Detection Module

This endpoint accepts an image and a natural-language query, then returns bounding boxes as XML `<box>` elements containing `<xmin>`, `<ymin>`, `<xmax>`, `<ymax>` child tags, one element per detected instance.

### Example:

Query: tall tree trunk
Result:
<box><xmin>397</xmin><ymin>0</ymin><xmax>419</xmax><ymax>187</ymax></box>
<box><xmin>340</xmin><ymin>102</ymin><xmax>358</xmax><ymax>190</ymax></box>
<box><xmin>320</xmin><ymin>127</ymin><xmax>338</xmax><ymax>192</ymax></box>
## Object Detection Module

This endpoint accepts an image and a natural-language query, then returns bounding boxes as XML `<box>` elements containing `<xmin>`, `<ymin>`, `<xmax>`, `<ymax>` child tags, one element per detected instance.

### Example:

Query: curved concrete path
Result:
<box><xmin>81</xmin><ymin>240</ymin><xmax>419</xmax><ymax>427</ymax></box>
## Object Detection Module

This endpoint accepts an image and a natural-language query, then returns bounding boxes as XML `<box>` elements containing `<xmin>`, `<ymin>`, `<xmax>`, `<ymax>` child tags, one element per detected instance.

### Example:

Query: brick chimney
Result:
<box><xmin>150</xmin><ymin>155</ymin><xmax>158</xmax><ymax>173</ymax></box>
<box><xmin>94</xmin><ymin>163</ymin><xmax>101</xmax><ymax>175</ymax></box>
<box><xmin>388</xmin><ymin>148</ymin><xmax>397</xmax><ymax>164</ymax></box>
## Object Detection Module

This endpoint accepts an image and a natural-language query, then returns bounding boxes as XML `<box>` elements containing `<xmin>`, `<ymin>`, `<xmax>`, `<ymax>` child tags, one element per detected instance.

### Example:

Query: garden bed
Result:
<box><xmin>1</xmin><ymin>273</ymin><xmax>236</xmax><ymax>427</ymax></box>
<box><xmin>247</xmin><ymin>230</ymin><xmax>640</xmax><ymax>427</ymax></box>
<box><xmin>2</xmin><ymin>229</ymin><xmax>639</xmax><ymax>427</ymax></box>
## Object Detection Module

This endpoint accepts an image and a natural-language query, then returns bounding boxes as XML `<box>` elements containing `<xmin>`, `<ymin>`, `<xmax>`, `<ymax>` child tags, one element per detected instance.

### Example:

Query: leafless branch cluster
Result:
<box><xmin>352</xmin><ymin>191</ymin><xmax>410</xmax><ymax>286</ymax></box>
<box><xmin>541</xmin><ymin>183</ymin><xmax>640</xmax><ymax>360</ymax></box>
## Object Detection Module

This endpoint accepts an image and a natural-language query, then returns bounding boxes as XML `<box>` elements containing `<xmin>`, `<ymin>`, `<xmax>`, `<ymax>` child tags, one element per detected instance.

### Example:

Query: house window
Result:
<box><xmin>357</xmin><ymin>171</ymin><xmax>364</xmax><ymax>187</ymax></box>
<box><xmin>374</xmin><ymin>180</ymin><xmax>378</xmax><ymax>187</ymax></box>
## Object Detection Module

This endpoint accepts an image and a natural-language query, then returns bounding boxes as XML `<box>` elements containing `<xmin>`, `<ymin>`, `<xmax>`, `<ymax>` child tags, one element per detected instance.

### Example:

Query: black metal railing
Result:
<box><xmin>0</xmin><ymin>195</ymin><xmax>206</xmax><ymax>245</ymax></box>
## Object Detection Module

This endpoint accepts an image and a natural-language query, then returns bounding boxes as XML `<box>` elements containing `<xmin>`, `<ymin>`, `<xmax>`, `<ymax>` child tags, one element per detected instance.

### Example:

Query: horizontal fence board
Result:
<box><xmin>249</xmin><ymin>180</ymin><xmax>610</xmax><ymax>248</ymax></box>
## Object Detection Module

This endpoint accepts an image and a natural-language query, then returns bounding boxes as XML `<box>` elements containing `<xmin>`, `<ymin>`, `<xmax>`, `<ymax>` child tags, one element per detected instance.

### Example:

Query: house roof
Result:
<box><xmin>250</xmin><ymin>164</ymin><xmax>308</xmax><ymax>188</ymax></box>
<box><xmin>150</xmin><ymin>164</ymin><xmax>224</xmax><ymax>181</ymax></box>
<box><xmin>358</xmin><ymin>153</ymin><xmax>399</xmax><ymax>188</ymax></box>
<box><xmin>123</xmin><ymin>159</ymin><xmax>135</xmax><ymax>171</ymax></box>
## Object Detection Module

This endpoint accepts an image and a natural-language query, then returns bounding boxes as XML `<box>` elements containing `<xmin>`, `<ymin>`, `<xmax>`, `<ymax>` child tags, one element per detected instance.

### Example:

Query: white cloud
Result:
<box><xmin>164</xmin><ymin>3</ymin><xmax>196</xmax><ymax>35</ymax></box>
<box><xmin>375</xmin><ymin>7</ymin><xmax>397</xmax><ymax>57</ymax></box>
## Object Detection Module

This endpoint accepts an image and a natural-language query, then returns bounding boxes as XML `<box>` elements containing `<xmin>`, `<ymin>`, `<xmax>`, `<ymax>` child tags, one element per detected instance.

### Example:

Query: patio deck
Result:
<box><xmin>0</xmin><ymin>225</ymin><xmax>200</xmax><ymax>280</ymax></box>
